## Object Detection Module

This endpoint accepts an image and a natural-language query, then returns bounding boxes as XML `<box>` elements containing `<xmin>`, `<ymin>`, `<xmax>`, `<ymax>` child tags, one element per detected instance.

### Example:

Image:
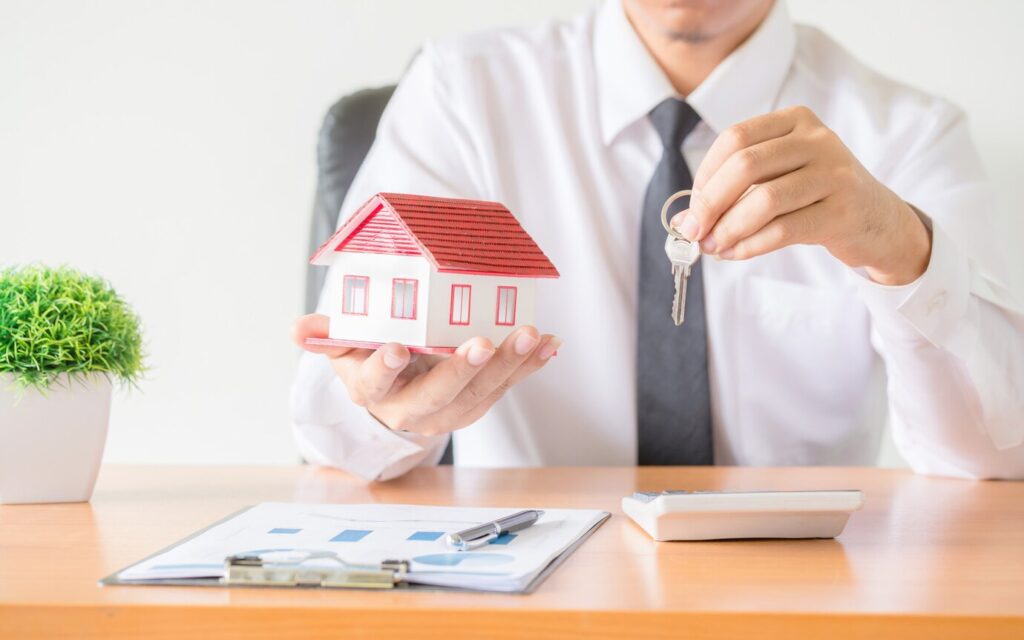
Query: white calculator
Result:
<box><xmin>622</xmin><ymin>489</ymin><xmax>865</xmax><ymax>541</ymax></box>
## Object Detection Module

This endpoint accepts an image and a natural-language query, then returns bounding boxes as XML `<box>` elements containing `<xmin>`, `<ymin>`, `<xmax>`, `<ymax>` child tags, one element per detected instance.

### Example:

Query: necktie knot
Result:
<box><xmin>649</xmin><ymin>98</ymin><xmax>701</xmax><ymax>151</ymax></box>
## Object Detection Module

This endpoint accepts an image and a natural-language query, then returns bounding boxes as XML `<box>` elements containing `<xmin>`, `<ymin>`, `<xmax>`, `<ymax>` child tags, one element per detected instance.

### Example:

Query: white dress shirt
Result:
<box><xmin>291</xmin><ymin>0</ymin><xmax>1024</xmax><ymax>480</ymax></box>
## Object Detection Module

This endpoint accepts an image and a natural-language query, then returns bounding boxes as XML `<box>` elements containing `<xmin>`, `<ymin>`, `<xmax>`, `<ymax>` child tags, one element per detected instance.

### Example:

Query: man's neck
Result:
<box><xmin>623</xmin><ymin>1</ymin><xmax>774</xmax><ymax>96</ymax></box>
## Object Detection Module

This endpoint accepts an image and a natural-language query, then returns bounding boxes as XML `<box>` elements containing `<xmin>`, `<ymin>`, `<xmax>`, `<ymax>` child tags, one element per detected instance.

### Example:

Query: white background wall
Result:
<box><xmin>2</xmin><ymin>1</ymin><xmax>1020</xmax><ymax>465</ymax></box>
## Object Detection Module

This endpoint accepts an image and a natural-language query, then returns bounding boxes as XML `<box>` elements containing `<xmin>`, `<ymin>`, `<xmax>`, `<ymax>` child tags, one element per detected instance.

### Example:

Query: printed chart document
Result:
<box><xmin>106</xmin><ymin>503</ymin><xmax>610</xmax><ymax>593</ymax></box>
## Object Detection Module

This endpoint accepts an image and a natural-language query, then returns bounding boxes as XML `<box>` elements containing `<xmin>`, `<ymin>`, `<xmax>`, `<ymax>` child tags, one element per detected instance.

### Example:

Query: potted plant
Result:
<box><xmin>0</xmin><ymin>265</ymin><xmax>144</xmax><ymax>504</ymax></box>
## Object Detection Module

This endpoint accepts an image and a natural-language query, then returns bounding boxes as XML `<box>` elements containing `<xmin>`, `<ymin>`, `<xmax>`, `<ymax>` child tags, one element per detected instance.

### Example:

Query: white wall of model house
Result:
<box><xmin>426</xmin><ymin>269</ymin><xmax>537</xmax><ymax>348</ymax></box>
<box><xmin>323</xmin><ymin>253</ymin><xmax>430</xmax><ymax>346</ymax></box>
<box><xmin>322</xmin><ymin>252</ymin><xmax>538</xmax><ymax>350</ymax></box>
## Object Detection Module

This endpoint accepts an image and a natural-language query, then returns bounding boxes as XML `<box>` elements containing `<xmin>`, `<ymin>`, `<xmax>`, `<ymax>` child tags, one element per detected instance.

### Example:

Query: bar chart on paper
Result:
<box><xmin>110</xmin><ymin>503</ymin><xmax>609</xmax><ymax>591</ymax></box>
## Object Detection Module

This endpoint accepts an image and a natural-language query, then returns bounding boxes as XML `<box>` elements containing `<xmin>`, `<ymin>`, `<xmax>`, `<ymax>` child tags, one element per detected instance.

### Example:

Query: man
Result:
<box><xmin>291</xmin><ymin>0</ymin><xmax>1024</xmax><ymax>481</ymax></box>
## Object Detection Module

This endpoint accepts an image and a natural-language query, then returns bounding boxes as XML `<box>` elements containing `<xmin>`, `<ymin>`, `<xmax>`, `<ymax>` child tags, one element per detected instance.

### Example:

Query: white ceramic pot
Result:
<box><xmin>0</xmin><ymin>373</ymin><xmax>112</xmax><ymax>504</ymax></box>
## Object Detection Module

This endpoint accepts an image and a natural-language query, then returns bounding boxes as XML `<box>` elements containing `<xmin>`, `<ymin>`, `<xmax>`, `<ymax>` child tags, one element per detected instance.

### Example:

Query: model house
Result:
<box><xmin>308</xmin><ymin>192</ymin><xmax>559</xmax><ymax>353</ymax></box>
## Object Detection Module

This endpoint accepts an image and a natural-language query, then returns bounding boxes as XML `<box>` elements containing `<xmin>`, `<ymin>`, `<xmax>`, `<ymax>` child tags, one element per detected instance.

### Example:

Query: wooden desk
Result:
<box><xmin>1</xmin><ymin>465</ymin><xmax>1022</xmax><ymax>639</ymax></box>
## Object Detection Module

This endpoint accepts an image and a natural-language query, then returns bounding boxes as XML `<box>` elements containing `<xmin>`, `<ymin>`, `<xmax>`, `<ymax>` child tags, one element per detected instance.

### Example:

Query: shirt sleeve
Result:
<box><xmin>290</xmin><ymin>44</ymin><xmax>485</xmax><ymax>481</ymax></box>
<box><xmin>855</xmin><ymin>101</ymin><xmax>1024</xmax><ymax>479</ymax></box>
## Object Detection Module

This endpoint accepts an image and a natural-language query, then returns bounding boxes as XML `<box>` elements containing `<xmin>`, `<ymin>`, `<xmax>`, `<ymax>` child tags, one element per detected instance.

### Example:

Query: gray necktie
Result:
<box><xmin>636</xmin><ymin>98</ymin><xmax>712</xmax><ymax>465</ymax></box>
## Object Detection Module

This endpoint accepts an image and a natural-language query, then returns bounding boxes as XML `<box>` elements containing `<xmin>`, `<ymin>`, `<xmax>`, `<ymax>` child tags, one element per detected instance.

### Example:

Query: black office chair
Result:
<box><xmin>306</xmin><ymin>85</ymin><xmax>454</xmax><ymax>465</ymax></box>
<box><xmin>305</xmin><ymin>86</ymin><xmax>396</xmax><ymax>313</ymax></box>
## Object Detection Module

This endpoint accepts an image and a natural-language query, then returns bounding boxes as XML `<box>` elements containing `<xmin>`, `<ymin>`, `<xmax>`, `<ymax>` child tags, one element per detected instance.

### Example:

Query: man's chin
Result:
<box><xmin>663</xmin><ymin>28</ymin><xmax>714</xmax><ymax>44</ymax></box>
<box><xmin>626</xmin><ymin>0</ymin><xmax>718</xmax><ymax>44</ymax></box>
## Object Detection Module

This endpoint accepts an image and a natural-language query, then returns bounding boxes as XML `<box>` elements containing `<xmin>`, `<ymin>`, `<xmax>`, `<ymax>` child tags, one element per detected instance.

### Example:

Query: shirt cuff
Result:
<box><xmin>854</xmin><ymin>222</ymin><xmax>971</xmax><ymax>347</ymax></box>
<box><xmin>293</xmin><ymin>405</ymin><xmax>447</xmax><ymax>481</ymax></box>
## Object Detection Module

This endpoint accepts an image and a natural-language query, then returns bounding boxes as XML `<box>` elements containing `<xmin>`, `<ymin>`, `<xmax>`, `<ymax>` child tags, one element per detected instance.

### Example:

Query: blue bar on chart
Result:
<box><xmin>331</xmin><ymin>529</ymin><xmax>373</xmax><ymax>542</ymax></box>
<box><xmin>268</xmin><ymin>528</ymin><xmax>302</xmax><ymax>534</ymax></box>
<box><xmin>407</xmin><ymin>531</ymin><xmax>445</xmax><ymax>542</ymax></box>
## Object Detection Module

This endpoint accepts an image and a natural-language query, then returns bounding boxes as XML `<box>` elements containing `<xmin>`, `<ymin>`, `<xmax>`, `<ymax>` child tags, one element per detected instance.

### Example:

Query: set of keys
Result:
<box><xmin>660</xmin><ymin>189</ymin><xmax>702</xmax><ymax>326</ymax></box>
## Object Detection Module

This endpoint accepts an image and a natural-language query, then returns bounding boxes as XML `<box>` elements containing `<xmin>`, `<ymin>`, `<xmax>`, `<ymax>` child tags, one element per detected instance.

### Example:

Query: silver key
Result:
<box><xmin>660</xmin><ymin>189</ymin><xmax>702</xmax><ymax>326</ymax></box>
<box><xmin>664</xmin><ymin>235</ymin><xmax>700</xmax><ymax>325</ymax></box>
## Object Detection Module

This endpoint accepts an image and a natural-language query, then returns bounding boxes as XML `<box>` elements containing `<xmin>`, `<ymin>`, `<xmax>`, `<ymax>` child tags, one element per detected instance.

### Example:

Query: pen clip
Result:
<box><xmin>459</xmin><ymin>532</ymin><xmax>498</xmax><ymax>551</ymax></box>
<box><xmin>447</xmin><ymin>509</ymin><xmax>543</xmax><ymax>551</ymax></box>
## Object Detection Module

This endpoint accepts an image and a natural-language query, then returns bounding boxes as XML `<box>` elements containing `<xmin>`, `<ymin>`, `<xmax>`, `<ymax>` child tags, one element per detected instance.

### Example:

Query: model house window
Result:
<box><xmin>449</xmin><ymin>284</ymin><xmax>472</xmax><ymax>325</ymax></box>
<box><xmin>495</xmin><ymin>286</ymin><xmax>517</xmax><ymax>326</ymax></box>
<box><xmin>342</xmin><ymin>276</ymin><xmax>368</xmax><ymax>315</ymax></box>
<box><xmin>391</xmin><ymin>278</ymin><xmax>418</xmax><ymax>319</ymax></box>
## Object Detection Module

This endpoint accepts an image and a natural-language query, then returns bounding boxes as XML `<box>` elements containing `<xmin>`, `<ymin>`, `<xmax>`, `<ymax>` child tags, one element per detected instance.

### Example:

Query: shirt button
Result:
<box><xmin>928</xmin><ymin>290</ymin><xmax>948</xmax><ymax>314</ymax></box>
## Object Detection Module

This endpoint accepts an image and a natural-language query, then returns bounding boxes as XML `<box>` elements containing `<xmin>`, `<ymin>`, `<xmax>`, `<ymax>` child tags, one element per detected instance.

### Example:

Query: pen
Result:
<box><xmin>445</xmin><ymin>509</ymin><xmax>544</xmax><ymax>551</ymax></box>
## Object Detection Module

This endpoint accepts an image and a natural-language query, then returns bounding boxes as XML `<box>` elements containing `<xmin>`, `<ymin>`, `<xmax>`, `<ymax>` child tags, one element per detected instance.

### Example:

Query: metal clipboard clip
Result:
<box><xmin>223</xmin><ymin>550</ymin><xmax>410</xmax><ymax>589</ymax></box>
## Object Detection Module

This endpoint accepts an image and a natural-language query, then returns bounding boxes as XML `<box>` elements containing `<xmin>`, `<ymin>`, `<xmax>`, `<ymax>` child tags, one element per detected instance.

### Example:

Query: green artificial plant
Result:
<box><xmin>0</xmin><ymin>265</ymin><xmax>144</xmax><ymax>392</ymax></box>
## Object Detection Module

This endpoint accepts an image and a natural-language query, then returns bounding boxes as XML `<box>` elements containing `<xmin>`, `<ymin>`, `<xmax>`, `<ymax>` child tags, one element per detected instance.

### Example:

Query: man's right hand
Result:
<box><xmin>291</xmin><ymin>314</ymin><xmax>560</xmax><ymax>437</ymax></box>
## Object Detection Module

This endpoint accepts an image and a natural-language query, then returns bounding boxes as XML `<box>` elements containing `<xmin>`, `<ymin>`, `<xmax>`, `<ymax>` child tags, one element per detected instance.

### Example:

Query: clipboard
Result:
<box><xmin>100</xmin><ymin>504</ymin><xmax>610</xmax><ymax>594</ymax></box>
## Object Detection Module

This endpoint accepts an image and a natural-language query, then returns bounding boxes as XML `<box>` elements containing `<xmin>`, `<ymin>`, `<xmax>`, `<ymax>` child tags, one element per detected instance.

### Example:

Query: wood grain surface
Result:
<box><xmin>1</xmin><ymin>465</ymin><xmax>1022</xmax><ymax>639</ymax></box>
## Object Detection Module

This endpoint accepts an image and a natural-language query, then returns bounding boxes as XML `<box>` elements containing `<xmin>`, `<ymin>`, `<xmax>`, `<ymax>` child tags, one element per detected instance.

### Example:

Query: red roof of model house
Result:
<box><xmin>309</xmin><ymin>192</ymin><xmax>559</xmax><ymax>278</ymax></box>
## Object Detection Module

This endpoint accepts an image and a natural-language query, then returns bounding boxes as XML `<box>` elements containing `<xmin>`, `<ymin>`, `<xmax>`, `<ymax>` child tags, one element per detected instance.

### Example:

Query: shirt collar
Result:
<box><xmin>593</xmin><ymin>0</ymin><xmax>796</xmax><ymax>145</ymax></box>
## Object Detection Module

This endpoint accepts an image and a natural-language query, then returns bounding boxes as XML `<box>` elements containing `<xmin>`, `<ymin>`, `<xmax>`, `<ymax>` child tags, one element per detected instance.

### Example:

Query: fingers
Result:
<box><xmin>292</xmin><ymin>314</ymin><xmax>407</xmax><ymax>406</ymax></box>
<box><xmin>451</xmin><ymin>329</ymin><xmax>553</xmax><ymax>412</ymax></box>
<box><xmin>675</xmin><ymin>134</ymin><xmax>812</xmax><ymax>245</ymax></box>
<box><xmin>683</xmin><ymin>106</ymin><xmax>821</xmax><ymax>248</ymax></box>
<box><xmin>692</xmin><ymin>106</ymin><xmax>810</xmax><ymax>191</ymax></box>
<box><xmin>292</xmin><ymin>313</ymin><xmax>385</xmax><ymax>407</ymax></box>
<box><xmin>486</xmin><ymin>334</ymin><xmax>561</xmax><ymax>393</ymax></box>
<box><xmin>291</xmin><ymin>314</ymin><xmax>354</xmax><ymax>358</ymax></box>
<box><xmin>384</xmin><ymin>337</ymin><xmax>497</xmax><ymax>427</ymax></box>
<box><xmin>447</xmin><ymin>327</ymin><xmax>541</xmax><ymax>409</ymax></box>
<box><xmin>719</xmin><ymin>201</ymin><xmax>830</xmax><ymax>261</ymax></box>
<box><xmin>314</xmin><ymin>325</ymin><xmax>557</xmax><ymax>437</ymax></box>
<box><xmin>703</xmin><ymin>166</ymin><xmax>831</xmax><ymax>255</ymax></box>
<box><xmin>344</xmin><ymin>343</ymin><xmax>412</xmax><ymax>407</ymax></box>
<box><xmin>414</xmin><ymin>330</ymin><xmax>559</xmax><ymax>435</ymax></box>
<box><xmin>328</xmin><ymin>348</ymin><xmax>371</xmax><ymax>396</ymax></box>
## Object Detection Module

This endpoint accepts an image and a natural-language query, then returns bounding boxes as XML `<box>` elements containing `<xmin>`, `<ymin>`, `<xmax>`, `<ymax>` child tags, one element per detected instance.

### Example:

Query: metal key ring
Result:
<box><xmin>661</xmin><ymin>189</ymin><xmax>693</xmax><ymax>240</ymax></box>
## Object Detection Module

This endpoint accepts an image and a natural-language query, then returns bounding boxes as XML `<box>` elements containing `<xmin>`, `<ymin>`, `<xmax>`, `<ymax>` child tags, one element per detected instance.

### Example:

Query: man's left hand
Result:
<box><xmin>672</xmin><ymin>105</ymin><xmax>932</xmax><ymax>286</ymax></box>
